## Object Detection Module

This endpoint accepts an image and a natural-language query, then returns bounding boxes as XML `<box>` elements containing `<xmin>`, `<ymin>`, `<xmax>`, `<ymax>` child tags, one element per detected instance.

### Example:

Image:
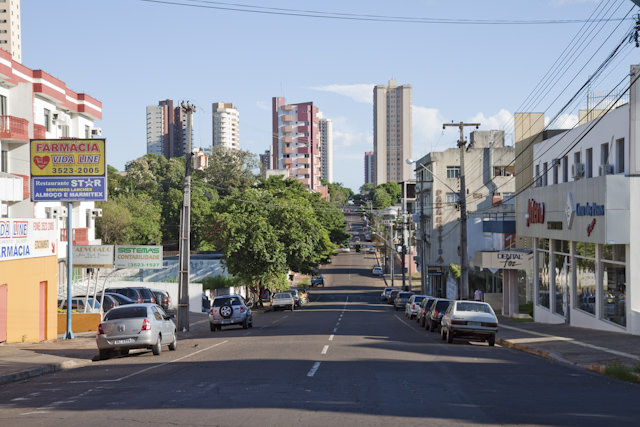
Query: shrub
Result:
<box><xmin>201</xmin><ymin>275</ymin><xmax>242</xmax><ymax>290</ymax></box>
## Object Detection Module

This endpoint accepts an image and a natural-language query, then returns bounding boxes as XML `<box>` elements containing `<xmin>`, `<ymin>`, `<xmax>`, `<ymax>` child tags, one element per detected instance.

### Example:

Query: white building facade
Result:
<box><xmin>318</xmin><ymin>116</ymin><xmax>332</xmax><ymax>183</ymax></box>
<box><xmin>212</xmin><ymin>102</ymin><xmax>239</xmax><ymax>150</ymax></box>
<box><xmin>516</xmin><ymin>65</ymin><xmax>640</xmax><ymax>335</ymax></box>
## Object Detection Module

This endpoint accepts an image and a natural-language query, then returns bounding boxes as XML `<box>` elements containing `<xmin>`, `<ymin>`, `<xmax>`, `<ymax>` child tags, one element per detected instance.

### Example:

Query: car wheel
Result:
<box><xmin>99</xmin><ymin>349</ymin><xmax>111</xmax><ymax>360</ymax></box>
<box><xmin>152</xmin><ymin>335</ymin><xmax>162</xmax><ymax>355</ymax></box>
<box><xmin>446</xmin><ymin>329</ymin><xmax>454</xmax><ymax>344</ymax></box>
<box><xmin>220</xmin><ymin>305</ymin><xmax>233</xmax><ymax>319</ymax></box>
<box><xmin>291</xmin><ymin>304</ymin><xmax>295</xmax><ymax>311</ymax></box>
<box><xmin>242</xmin><ymin>317</ymin><xmax>249</xmax><ymax>329</ymax></box>
<box><xmin>210</xmin><ymin>322</ymin><xmax>216</xmax><ymax>332</ymax></box>
<box><xmin>168</xmin><ymin>331</ymin><xmax>177</xmax><ymax>351</ymax></box>
<box><xmin>119</xmin><ymin>348</ymin><xmax>130</xmax><ymax>356</ymax></box>
<box><xmin>488</xmin><ymin>334</ymin><xmax>496</xmax><ymax>347</ymax></box>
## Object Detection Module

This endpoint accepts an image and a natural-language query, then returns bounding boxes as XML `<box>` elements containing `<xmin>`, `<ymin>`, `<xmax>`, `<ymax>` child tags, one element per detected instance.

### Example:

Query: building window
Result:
<box><xmin>0</xmin><ymin>94</ymin><xmax>6</xmax><ymax>116</ymax></box>
<box><xmin>446</xmin><ymin>166</ymin><xmax>460</xmax><ymax>179</ymax></box>
<box><xmin>553</xmin><ymin>240</ymin><xmax>570</xmax><ymax>317</ymax></box>
<box><xmin>44</xmin><ymin>108</ymin><xmax>50</xmax><ymax>132</ymax></box>
<box><xmin>537</xmin><ymin>239</ymin><xmax>550</xmax><ymax>310</ymax></box>
<box><xmin>542</xmin><ymin>162</ymin><xmax>548</xmax><ymax>186</ymax></box>
<box><xmin>562</xmin><ymin>156</ymin><xmax>568</xmax><ymax>182</ymax></box>
<box><xmin>446</xmin><ymin>192</ymin><xmax>459</xmax><ymax>204</ymax></box>
<box><xmin>61</xmin><ymin>125</ymin><xmax>69</xmax><ymax>137</ymax></box>
<box><xmin>535</xmin><ymin>164</ymin><xmax>541</xmax><ymax>187</ymax></box>
<box><xmin>553</xmin><ymin>160</ymin><xmax>558</xmax><ymax>184</ymax></box>
<box><xmin>601</xmin><ymin>142</ymin><xmax>609</xmax><ymax>166</ymax></box>
<box><xmin>586</xmin><ymin>148</ymin><xmax>593</xmax><ymax>178</ymax></box>
<box><xmin>616</xmin><ymin>138</ymin><xmax>624</xmax><ymax>174</ymax></box>
<box><xmin>493</xmin><ymin>165</ymin><xmax>514</xmax><ymax>176</ymax></box>
<box><xmin>602</xmin><ymin>244</ymin><xmax>626</xmax><ymax>327</ymax></box>
<box><xmin>1</xmin><ymin>149</ymin><xmax>7</xmax><ymax>172</ymax></box>
<box><xmin>85</xmin><ymin>125</ymin><xmax>91</xmax><ymax>139</ymax></box>
<box><xmin>575</xmin><ymin>242</ymin><xmax>596</xmax><ymax>315</ymax></box>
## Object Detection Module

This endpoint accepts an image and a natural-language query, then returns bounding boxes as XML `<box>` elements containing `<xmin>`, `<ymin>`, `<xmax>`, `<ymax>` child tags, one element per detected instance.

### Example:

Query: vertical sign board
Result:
<box><xmin>30</xmin><ymin>139</ymin><xmax>107</xmax><ymax>202</ymax></box>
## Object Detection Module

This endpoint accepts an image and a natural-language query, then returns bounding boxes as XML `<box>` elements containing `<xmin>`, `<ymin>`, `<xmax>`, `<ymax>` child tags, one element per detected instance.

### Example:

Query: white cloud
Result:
<box><xmin>546</xmin><ymin>113</ymin><xmax>579</xmax><ymax>129</ymax></box>
<box><xmin>470</xmin><ymin>109</ymin><xmax>513</xmax><ymax>131</ymax></box>
<box><xmin>255</xmin><ymin>100</ymin><xmax>270</xmax><ymax>111</ymax></box>
<box><xmin>311</xmin><ymin>84</ymin><xmax>375</xmax><ymax>104</ymax></box>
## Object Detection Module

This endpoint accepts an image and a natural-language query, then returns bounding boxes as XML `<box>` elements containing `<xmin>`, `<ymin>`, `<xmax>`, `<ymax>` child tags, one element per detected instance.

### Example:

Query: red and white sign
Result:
<box><xmin>0</xmin><ymin>219</ymin><xmax>57</xmax><ymax>261</ymax></box>
<box><xmin>526</xmin><ymin>199</ymin><xmax>545</xmax><ymax>227</ymax></box>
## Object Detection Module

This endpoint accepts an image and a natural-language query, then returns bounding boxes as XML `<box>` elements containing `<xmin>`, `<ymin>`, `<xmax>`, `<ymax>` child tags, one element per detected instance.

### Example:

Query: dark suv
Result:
<box><xmin>105</xmin><ymin>287</ymin><xmax>156</xmax><ymax>304</ymax></box>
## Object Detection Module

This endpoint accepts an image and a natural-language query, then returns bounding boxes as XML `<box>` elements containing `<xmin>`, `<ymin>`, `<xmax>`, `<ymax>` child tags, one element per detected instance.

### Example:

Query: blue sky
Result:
<box><xmin>21</xmin><ymin>0</ymin><xmax>639</xmax><ymax>191</ymax></box>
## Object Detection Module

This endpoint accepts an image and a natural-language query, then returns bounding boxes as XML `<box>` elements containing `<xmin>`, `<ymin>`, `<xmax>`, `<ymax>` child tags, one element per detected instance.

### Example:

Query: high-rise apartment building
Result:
<box><xmin>318</xmin><ymin>115</ymin><xmax>333</xmax><ymax>183</ymax></box>
<box><xmin>272</xmin><ymin>97</ymin><xmax>324</xmax><ymax>192</ymax></box>
<box><xmin>364</xmin><ymin>151</ymin><xmax>374</xmax><ymax>184</ymax></box>
<box><xmin>373</xmin><ymin>78</ymin><xmax>412</xmax><ymax>185</ymax></box>
<box><xmin>146</xmin><ymin>99</ymin><xmax>188</xmax><ymax>159</ymax></box>
<box><xmin>212</xmin><ymin>102</ymin><xmax>239</xmax><ymax>150</ymax></box>
<box><xmin>0</xmin><ymin>0</ymin><xmax>21</xmax><ymax>63</ymax></box>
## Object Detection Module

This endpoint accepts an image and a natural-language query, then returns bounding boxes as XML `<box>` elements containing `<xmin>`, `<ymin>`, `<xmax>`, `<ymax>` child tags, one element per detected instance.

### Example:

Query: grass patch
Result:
<box><xmin>519</xmin><ymin>302</ymin><xmax>534</xmax><ymax>317</ymax></box>
<box><xmin>604</xmin><ymin>363</ymin><xmax>640</xmax><ymax>383</ymax></box>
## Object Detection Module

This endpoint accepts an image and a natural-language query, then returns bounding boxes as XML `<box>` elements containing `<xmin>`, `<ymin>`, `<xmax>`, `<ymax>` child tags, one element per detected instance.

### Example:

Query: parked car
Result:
<box><xmin>59</xmin><ymin>297</ymin><xmax>102</xmax><ymax>313</ymax></box>
<box><xmin>96</xmin><ymin>303</ymin><xmax>177</xmax><ymax>359</ymax></box>
<box><xmin>311</xmin><ymin>275</ymin><xmax>325</xmax><ymax>287</ymax></box>
<box><xmin>99</xmin><ymin>294</ymin><xmax>121</xmax><ymax>313</ymax></box>
<box><xmin>272</xmin><ymin>292</ymin><xmax>295</xmax><ymax>311</ymax></box>
<box><xmin>289</xmin><ymin>288</ymin><xmax>302</xmax><ymax>307</ymax></box>
<box><xmin>387</xmin><ymin>289</ymin><xmax>400</xmax><ymax>305</ymax></box>
<box><xmin>380</xmin><ymin>287</ymin><xmax>396</xmax><ymax>301</ymax></box>
<box><xmin>151</xmin><ymin>289</ymin><xmax>171</xmax><ymax>311</ymax></box>
<box><xmin>425</xmin><ymin>298</ymin><xmax>453</xmax><ymax>332</ymax></box>
<box><xmin>441</xmin><ymin>300</ymin><xmax>499</xmax><ymax>346</ymax></box>
<box><xmin>104</xmin><ymin>287</ymin><xmax>156</xmax><ymax>304</ymax></box>
<box><xmin>372</xmin><ymin>265</ymin><xmax>383</xmax><ymax>276</ymax></box>
<box><xmin>394</xmin><ymin>291</ymin><xmax>414</xmax><ymax>311</ymax></box>
<box><xmin>405</xmin><ymin>294</ymin><xmax>427</xmax><ymax>318</ymax></box>
<box><xmin>417</xmin><ymin>297</ymin><xmax>436</xmax><ymax>327</ymax></box>
<box><xmin>209</xmin><ymin>294</ymin><xmax>253</xmax><ymax>331</ymax></box>
<box><xmin>102</xmin><ymin>292</ymin><xmax>136</xmax><ymax>307</ymax></box>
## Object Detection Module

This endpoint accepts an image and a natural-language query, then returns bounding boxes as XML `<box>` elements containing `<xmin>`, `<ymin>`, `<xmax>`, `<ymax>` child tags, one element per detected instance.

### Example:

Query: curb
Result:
<box><xmin>0</xmin><ymin>358</ymin><xmax>93</xmax><ymax>386</ymax></box>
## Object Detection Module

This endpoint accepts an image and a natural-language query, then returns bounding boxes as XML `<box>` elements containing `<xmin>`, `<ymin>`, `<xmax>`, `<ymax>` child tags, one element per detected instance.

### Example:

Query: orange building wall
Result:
<box><xmin>0</xmin><ymin>255</ymin><xmax>58</xmax><ymax>343</ymax></box>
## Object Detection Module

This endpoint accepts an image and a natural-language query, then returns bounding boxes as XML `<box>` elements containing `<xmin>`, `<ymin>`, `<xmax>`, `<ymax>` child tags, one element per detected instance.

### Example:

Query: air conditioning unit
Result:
<box><xmin>571</xmin><ymin>163</ymin><xmax>585</xmax><ymax>178</ymax></box>
<box><xmin>91</xmin><ymin>127</ymin><xmax>102</xmax><ymax>137</ymax></box>
<box><xmin>47</xmin><ymin>206</ymin><xmax>68</xmax><ymax>219</ymax></box>
<box><xmin>51</xmin><ymin>113</ymin><xmax>59</xmax><ymax>123</ymax></box>
<box><xmin>599</xmin><ymin>164</ymin><xmax>614</xmax><ymax>176</ymax></box>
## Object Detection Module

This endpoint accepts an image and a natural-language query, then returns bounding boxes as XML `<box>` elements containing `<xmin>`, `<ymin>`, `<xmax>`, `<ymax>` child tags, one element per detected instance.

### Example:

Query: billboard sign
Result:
<box><xmin>72</xmin><ymin>245</ymin><xmax>114</xmax><ymax>268</ymax></box>
<box><xmin>114</xmin><ymin>245</ymin><xmax>163</xmax><ymax>269</ymax></box>
<box><xmin>30</xmin><ymin>139</ymin><xmax>107</xmax><ymax>202</ymax></box>
<box><xmin>0</xmin><ymin>218</ymin><xmax>57</xmax><ymax>261</ymax></box>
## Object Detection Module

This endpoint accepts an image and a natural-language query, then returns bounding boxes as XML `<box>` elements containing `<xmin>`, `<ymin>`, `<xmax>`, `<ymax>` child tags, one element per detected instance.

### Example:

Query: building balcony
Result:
<box><xmin>297</xmin><ymin>125</ymin><xmax>310</xmax><ymax>133</ymax></box>
<box><xmin>282</xmin><ymin>146</ymin><xmax>294</xmax><ymax>155</ymax></box>
<box><xmin>298</xmin><ymin>157</ymin><xmax>311</xmax><ymax>165</ymax></box>
<box><xmin>281</xmin><ymin>126</ymin><xmax>294</xmax><ymax>133</ymax></box>
<box><xmin>282</xmin><ymin>136</ymin><xmax>293</xmax><ymax>144</ymax></box>
<box><xmin>0</xmin><ymin>116</ymin><xmax>29</xmax><ymax>142</ymax></box>
<box><xmin>33</xmin><ymin>124</ymin><xmax>46</xmax><ymax>139</ymax></box>
<box><xmin>282</xmin><ymin>105</ymin><xmax>294</xmax><ymax>111</ymax></box>
<box><xmin>282</xmin><ymin>157</ymin><xmax>293</xmax><ymax>166</ymax></box>
<box><xmin>298</xmin><ymin>146</ymin><xmax>310</xmax><ymax>155</ymax></box>
<box><xmin>281</xmin><ymin>114</ymin><xmax>293</xmax><ymax>122</ymax></box>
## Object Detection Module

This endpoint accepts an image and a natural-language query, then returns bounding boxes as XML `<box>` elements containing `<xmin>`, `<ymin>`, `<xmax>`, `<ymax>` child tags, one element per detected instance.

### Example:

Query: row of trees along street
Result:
<box><xmin>96</xmin><ymin>147</ymin><xmax>352</xmax><ymax>295</ymax></box>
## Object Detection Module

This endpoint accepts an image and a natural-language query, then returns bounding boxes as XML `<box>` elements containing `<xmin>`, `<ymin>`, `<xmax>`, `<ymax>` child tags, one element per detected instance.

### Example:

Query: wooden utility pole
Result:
<box><xmin>443</xmin><ymin>121</ymin><xmax>480</xmax><ymax>300</ymax></box>
<box><xmin>178</xmin><ymin>102</ymin><xmax>195</xmax><ymax>331</ymax></box>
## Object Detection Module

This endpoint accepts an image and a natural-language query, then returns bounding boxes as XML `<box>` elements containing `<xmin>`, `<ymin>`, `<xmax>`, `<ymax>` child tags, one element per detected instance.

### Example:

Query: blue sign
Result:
<box><xmin>31</xmin><ymin>177</ymin><xmax>107</xmax><ymax>202</ymax></box>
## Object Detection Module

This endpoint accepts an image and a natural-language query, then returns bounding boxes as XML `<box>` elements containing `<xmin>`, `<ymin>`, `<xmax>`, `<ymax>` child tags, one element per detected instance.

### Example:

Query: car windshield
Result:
<box><xmin>457</xmin><ymin>302</ymin><xmax>493</xmax><ymax>313</ymax></box>
<box><xmin>398</xmin><ymin>292</ymin><xmax>413</xmax><ymax>298</ymax></box>
<box><xmin>414</xmin><ymin>296</ymin><xmax>426</xmax><ymax>303</ymax></box>
<box><xmin>104</xmin><ymin>306</ymin><xmax>148</xmax><ymax>320</ymax></box>
<box><xmin>436</xmin><ymin>300</ymin><xmax>451</xmax><ymax>311</ymax></box>
<box><xmin>274</xmin><ymin>293</ymin><xmax>290</xmax><ymax>299</ymax></box>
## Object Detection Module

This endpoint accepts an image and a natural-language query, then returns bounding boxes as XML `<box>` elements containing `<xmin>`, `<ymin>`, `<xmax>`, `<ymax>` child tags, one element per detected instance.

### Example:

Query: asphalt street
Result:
<box><xmin>0</xmin><ymin>217</ymin><xmax>639</xmax><ymax>425</ymax></box>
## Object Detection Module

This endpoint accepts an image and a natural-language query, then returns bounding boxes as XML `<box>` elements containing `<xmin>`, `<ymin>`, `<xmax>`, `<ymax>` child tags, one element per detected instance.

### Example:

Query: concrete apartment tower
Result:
<box><xmin>212</xmin><ymin>102</ymin><xmax>239</xmax><ymax>150</ymax></box>
<box><xmin>318</xmin><ymin>114</ymin><xmax>333</xmax><ymax>183</ymax></box>
<box><xmin>0</xmin><ymin>0</ymin><xmax>21</xmax><ymax>63</ymax></box>
<box><xmin>373</xmin><ymin>79</ymin><xmax>412</xmax><ymax>185</ymax></box>
<box><xmin>272</xmin><ymin>97</ymin><xmax>323</xmax><ymax>191</ymax></box>
<box><xmin>146</xmin><ymin>100</ymin><xmax>187</xmax><ymax>159</ymax></box>
<box><xmin>364</xmin><ymin>151</ymin><xmax>374</xmax><ymax>184</ymax></box>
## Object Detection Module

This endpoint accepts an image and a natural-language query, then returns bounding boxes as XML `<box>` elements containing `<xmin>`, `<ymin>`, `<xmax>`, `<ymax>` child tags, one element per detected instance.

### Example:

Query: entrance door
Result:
<box><xmin>39</xmin><ymin>282</ymin><xmax>47</xmax><ymax>342</ymax></box>
<box><xmin>0</xmin><ymin>285</ymin><xmax>7</xmax><ymax>342</ymax></box>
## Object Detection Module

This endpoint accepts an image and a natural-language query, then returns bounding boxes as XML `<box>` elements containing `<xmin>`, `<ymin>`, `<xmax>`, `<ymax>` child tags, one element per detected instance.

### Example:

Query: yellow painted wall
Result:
<box><xmin>1</xmin><ymin>255</ymin><xmax>58</xmax><ymax>343</ymax></box>
<box><xmin>57</xmin><ymin>313</ymin><xmax>101</xmax><ymax>333</ymax></box>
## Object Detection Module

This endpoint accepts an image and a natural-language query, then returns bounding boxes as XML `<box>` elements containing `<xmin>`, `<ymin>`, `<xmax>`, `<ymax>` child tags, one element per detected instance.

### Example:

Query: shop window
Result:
<box><xmin>602</xmin><ymin>244</ymin><xmax>625</xmax><ymax>262</ymax></box>
<box><xmin>575</xmin><ymin>242</ymin><xmax>595</xmax><ymax>258</ymax></box>
<box><xmin>575</xmin><ymin>256</ymin><xmax>596</xmax><ymax>315</ymax></box>
<box><xmin>538</xmin><ymin>250</ymin><xmax>550</xmax><ymax>309</ymax></box>
<box><xmin>537</xmin><ymin>238</ymin><xmax>549</xmax><ymax>251</ymax></box>
<box><xmin>554</xmin><ymin>253</ymin><xmax>569</xmax><ymax>316</ymax></box>
<box><xmin>602</xmin><ymin>261</ymin><xmax>626</xmax><ymax>327</ymax></box>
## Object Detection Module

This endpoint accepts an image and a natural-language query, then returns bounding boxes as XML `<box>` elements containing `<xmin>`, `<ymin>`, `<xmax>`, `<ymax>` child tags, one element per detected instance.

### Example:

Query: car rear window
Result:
<box><xmin>435</xmin><ymin>300</ymin><xmax>451</xmax><ymax>311</ymax></box>
<box><xmin>457</xmin><ymin>302</ymin><xmax>492</xmax><ymax>313</ymax></box>
<box><xmin>213</xmin><ymin>297</ymin><xmax>241</xmax><ymax>307</ymax></box>
<box><xmin>413</xmin><ymin>296</ymin><xmax>426</xmax><ymax>304</ymax></box>
<box><xmin>104</xmin><ymin>306</ymin><xmax>148</xmax><ymax>320</ymax></box>
<box><xmin>399</xmin><ymin>292</ymin><xmax>413</xmax><ymax>298</ymax></box>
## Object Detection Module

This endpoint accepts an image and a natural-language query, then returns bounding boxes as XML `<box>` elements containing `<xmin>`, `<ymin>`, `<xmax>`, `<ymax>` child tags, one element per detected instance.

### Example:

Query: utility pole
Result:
<box><xmin>401</xmin><ymin>180</ymin><xmax>407</xmax><ymax>291</ymax></box>
<box><xmin>178</xmin><ymin>102</ymin><xmax>195</xmax><ymax>331</ymax></box>
<box><xmin>443</xmin><ymin>121</ymin><xmax>480</xmax><ymax>300</ymax></box>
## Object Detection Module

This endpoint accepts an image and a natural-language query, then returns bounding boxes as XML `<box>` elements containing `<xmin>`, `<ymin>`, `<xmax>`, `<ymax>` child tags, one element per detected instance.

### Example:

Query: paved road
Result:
<box><xmin>1</xmin><ymin>223</ymin><xmax>639</xmax><ymax>425</ymax></box>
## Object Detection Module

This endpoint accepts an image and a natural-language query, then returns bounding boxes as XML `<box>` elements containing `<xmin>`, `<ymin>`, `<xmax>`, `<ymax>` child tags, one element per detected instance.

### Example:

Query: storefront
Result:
<box><xmin>517</xmin><ymin>175</ymin><xmax>634</xmax><ymax>333</ymax></box>
<box><xmin>0</xmin><ymin>219</ymin><xmax>58</xmax><ymax>343</ymax></box>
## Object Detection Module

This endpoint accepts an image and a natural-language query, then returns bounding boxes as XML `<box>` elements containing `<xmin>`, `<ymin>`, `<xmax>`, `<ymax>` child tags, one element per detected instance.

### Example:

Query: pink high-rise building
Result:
<box><xmin>272</xmin><ymin>97</ymin><xmax>323</xmax><ymax>192</ymax></box>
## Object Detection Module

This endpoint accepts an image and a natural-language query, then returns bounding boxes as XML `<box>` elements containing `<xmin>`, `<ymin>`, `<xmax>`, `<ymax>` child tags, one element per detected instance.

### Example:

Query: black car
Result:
<box><xmin>425</xmin><ymin>298</ymin><xmax>453</xmax><ymax>332</ymax></box>
<box><xmin>104</xmin><ymin>287</ymin><xmax>156</xmax><ymax>304</ymax></box>
<box><xmin>417</xmin><ymin>297</ymin><xmax>436</xmax><ymax>328</ymax></box>
<box><xmin>387</xmin><ymin>289</ymin><xmax>400</xmax><ymax>305</ymax></box>
<box><xmin>152</xmin><ymin>289</ymin><xmax>171</xmax><ymax>310</ymax></box>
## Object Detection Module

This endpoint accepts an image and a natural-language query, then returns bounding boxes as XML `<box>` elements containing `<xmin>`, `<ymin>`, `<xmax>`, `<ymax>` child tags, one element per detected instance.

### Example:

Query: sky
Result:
<box><xmin>21</xmin><ymin>0</ymin><xmax>640</xmax><ymax>192</ymax></box>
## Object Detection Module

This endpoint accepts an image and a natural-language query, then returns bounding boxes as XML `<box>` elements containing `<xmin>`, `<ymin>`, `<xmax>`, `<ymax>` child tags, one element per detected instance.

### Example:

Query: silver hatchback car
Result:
<box><xmin>209</xmin><ymin>294</ymin><xmax>253</xmax><ymax>331</ymax></box>
<box><xmin>96</xmin><ymin>303</ymin><xmax>177</xmax><ymax>359</ymax></box>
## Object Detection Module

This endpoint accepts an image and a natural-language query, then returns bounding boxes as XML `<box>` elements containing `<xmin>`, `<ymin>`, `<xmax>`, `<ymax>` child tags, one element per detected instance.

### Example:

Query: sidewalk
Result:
<box><xmin>1</xmin><ymin>309</ymin><xmax>639</xmax><ymax>385</ymax></box>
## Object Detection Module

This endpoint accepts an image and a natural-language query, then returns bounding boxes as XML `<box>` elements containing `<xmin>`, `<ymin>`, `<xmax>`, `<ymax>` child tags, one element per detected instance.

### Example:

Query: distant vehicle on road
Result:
<box><xmin>405</xmin><ymin>294</ymin><xmax>427</xmax><ymax>318</ymax></box>
<box><xmin>394</xmin><ymin>291</ymin><xmax>414</xmax><ymax>311</ymax></box>
<box><xmin>372</xmin><ymin>265</ymin><xmax>383</xmax><ymax>276</ymax></box>
<box><xmin>380</xmin><ymin>287</ymin><xmax>396</xmax><ymax>301</ymax></box>
<box><xmin>96</xmin><ymin>303</ymin><xmax>177</xmax><ymax>359</ymax></box>
<box><xmin>441</xmin><ymin>300</ymin><xmax>499</xmax><ymax>346</ymax></box>
<box><xmin>417</xmin><ymin>296</ymin><xmax>436</xmax><ymax>327</ymax></box>
<box><xmin>387</xmin><ymin>289</ymin><xmax>400</xmax><ymax>306</ymax></box>
<box><xmin>311</xmin><ymin>275</ymin><xmax>325</xmax><ymax>287</ymax></box>
<box><xmin>272</xmin><ymin>292</ymin><xmax>295</xmax><ymax>311</ymax></box>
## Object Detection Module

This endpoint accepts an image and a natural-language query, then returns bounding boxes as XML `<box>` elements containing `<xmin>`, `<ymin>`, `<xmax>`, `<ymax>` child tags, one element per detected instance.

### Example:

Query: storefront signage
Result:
<box><xmin>0</xmin><ymin>218</ymin><xmax>57</xmax><ymax>261</ymax></box>
<box><xmin>72</xmin><ymin>245</ymin><xmax>114</xmax><ymax>268</ymax></box>
<box><xmin>475</xmin><ymin>250</ymin><xmax>534</xmax><ymax>270</ymax></box>
<box><xmin>114</xmin><ymin>245</ymin><xmax>164</xmax><ymax>269</ymax></box>
<box><xmin>576</xmin><ymin>202</ymin><xmax>605</xmax><ymax>217</ymax></box>
<box><xmin>526</xmin><ymin>199</ymin><xmax>545</xmax><ymax>227</ymax></box>
<box><xmin>30</xmin><ymin>139</ymin><xmax>107</xmax><ymax>202</ymax></box>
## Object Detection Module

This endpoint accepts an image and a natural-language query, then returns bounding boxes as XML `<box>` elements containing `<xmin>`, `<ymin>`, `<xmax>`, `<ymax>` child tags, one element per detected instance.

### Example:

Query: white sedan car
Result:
<box><xmin>440</xmin><ymin>300</ymin><xmax>499</xmax><ymax>346</ymax></box>
<box><xmin>405</xmin><ymin>294</ymin><xmax>427</xmax><ymax>319</ymax></box>
<box><xmin>372</xmin><ymin>265</ymin><xmax>383</xmax><ymax>276</ymax></box>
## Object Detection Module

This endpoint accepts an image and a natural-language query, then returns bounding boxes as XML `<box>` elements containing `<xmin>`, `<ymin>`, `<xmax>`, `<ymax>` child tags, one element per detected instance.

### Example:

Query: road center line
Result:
<box><xmin>321</xmin><ymin>345</ymin><xmax>329</xmax><ymax>354</ymax></box>
<box><xmin>307</xmin><ymin>362</ymin><xmax>321</xmax><ymax>377</ymax></box>
<box><xmin>394</xmin><ymin>314</ymin><xmax>421</xmax><ymax>333</ymax></box>
<box><xmin>329</xmin><ymin>334</ymin><xmax>334</xmax><ymax>341</ymax></box>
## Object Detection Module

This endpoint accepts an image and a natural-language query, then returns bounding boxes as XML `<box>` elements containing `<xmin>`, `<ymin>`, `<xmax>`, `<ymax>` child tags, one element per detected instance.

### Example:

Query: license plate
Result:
<box><xmin>468</xmin><ymin>321</ymin><xmax>481</xmax><ymax>327</ymax></box>
<box><xmin>222</xmin><ymin>320</ymin><xmax>232</xmax><ymax>324</ymax></box>
<box><xmin>114</xmin><ymin>338</ymin><xmax>135</xmax><ymax>345</ymax></box>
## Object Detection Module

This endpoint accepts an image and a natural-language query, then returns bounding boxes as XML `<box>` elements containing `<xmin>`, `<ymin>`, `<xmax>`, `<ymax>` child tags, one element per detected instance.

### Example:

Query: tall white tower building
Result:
<box><xmin>212</xmin><ymin>102</ymin><xmax>239</xmax><ymax>150</ymax></box>
<box><xmin>0</xmin><ymin>0</ymin><xmax>21</xmax><ymax>63</ymax></box>
<box><xmin>318</xmin><ymin>115</ymin><xmax>333</xmax><ymax>183</ymax></box>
